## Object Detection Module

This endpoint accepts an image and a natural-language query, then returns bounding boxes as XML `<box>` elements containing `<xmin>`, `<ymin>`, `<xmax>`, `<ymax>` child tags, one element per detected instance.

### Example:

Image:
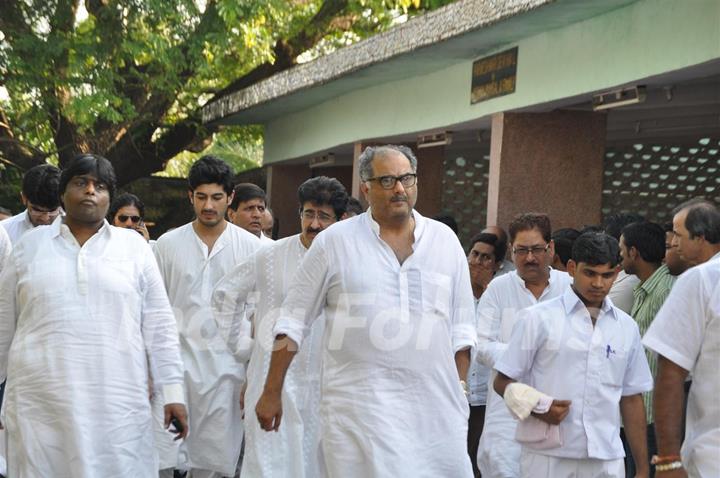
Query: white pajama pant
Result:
<box><xmin>520</xmin><ymin>449</ymin><xmax>625</xmax><ymax>478</ymax></box>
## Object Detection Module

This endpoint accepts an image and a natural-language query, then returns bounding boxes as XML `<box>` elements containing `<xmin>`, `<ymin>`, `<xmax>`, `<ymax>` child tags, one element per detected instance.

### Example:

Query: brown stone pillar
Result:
<box><xmin>414</xmin><ymin>145</ymin><xmax>444</xmax><ymax>218</ymax></box>
<box><xmin>487</xmin><ymin>111</ymin><xmax>606</xmax><ymax>231</ymax></box>
<box><xmin>266</xmin><ymin>164</ymin><xmax>309</xmax><ymax>238</ymax></box>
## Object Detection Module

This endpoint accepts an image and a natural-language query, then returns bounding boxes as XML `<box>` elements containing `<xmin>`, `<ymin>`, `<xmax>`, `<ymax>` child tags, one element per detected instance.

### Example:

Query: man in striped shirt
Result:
<box><xmin>619</xmin><ymin>221</ymin><xmax>676</xmax><ymax>476</ymax></box>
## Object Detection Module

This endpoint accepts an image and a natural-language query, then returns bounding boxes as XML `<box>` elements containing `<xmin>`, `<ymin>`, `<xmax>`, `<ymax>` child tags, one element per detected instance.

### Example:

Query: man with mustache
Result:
<box><xmin>213</xmin><ymin>176</ymin><xmax>348</xmax><ymax>477</ymax></box>
<box><xmin>255</xmin><ymin>145</ymin><xmax>477</xmax><ymax>477</ymax></box>
<box><xmin>153</xmin><ymin>156</ymin><xmax>260</xmax><ymax>478</ymax></box>
<box><xmin>476</xmin><ymin>212</ymin><xmax>572</xmax><ymax>477</ymax></box>
<box><xmin>0</xmin><ymin>154</ymin><xmax>187</xmax><ymax>477</ymax></box>
<box><xmin>228</xmin><ymin>183</ymin><xmax>274</xmax><ymax>245</ymax></box>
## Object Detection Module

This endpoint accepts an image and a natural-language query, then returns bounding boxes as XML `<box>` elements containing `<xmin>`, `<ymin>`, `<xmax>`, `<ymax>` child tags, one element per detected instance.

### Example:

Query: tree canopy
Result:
<box><xmin>0</xmin><ymin>0</ymin><xmax>454</xmax><ymax>185</ymax></box>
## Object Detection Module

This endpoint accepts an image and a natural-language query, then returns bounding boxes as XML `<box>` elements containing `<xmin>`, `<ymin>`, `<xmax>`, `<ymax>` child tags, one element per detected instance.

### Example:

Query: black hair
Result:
<box><xmin>571</xmin><ymin>232</ymin><xmax>620</xmax><ymax>267</ymax></box>
<box><xmin>108</xmin><ymin>192</ymin><xmax>145</xmax><ymax>221</ymax></box>
<box><xmin>672</xmin><ymin>198</ymin><xmax>720</xmax><ymax>244</ymax></box>
<box><xmin>552</xmin><ymin>228</ymin><xmax>581</xmax><ymax>267</ymax></box>
<box><xmin>230</xmin><ymin>183</ymin><xmax>266</xmax><ymax>211</ymax></box>
<box><xmin>621</xmin><ymin>221</ymin><xmax>665</xmax><ymax>264</ymax></box>
<box><xmin>297</xmin><ymin>176</ymin><xmax>348</xmax><ymax>220</ymax></box>
<box><xmin>187</xmin><ymin>155</ymin><xmax>234</xmax><ymax>194</ymax></box>
<box><xmin>346</xmin><ymin>197</ymin><xmax>364</xmax><ymax>216</ymax></box>
<box><xmin>433</xmin><ymin>213</ymin><xmax>458</xmax><ymax>234</ymax></box>
<box><xmin>509</xmin><ymin>212</ymin><xmax>551</xmax><ymax>243</ymax></box>
<box><xmin>59</xmin><ymin>154</ymin><xmax>117</xmax><ymax>200</ymax></box>
<box><xmin>602</xmin><ymin>213</ymin><xmax>645</xmax><ymax>241</ymax></box>
<box><xmin>469</xmin><ymin>232</ymin><xmax>500</xmax><ymax>263</ymax></box>
<box><xmin>22</xmin><ymin>164</ymin><xmax>61</xmax><ymax>209</ymax></box>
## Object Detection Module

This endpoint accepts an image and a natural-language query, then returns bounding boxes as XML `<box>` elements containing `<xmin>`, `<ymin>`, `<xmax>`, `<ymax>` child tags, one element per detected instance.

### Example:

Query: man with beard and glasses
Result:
<box><xmin>255</xmin><ymin>145</ymin><xmax>477</xmax><ymax>477</ymax></box>
<box><xmin>476</xmin><ymin>213</ymin><xmax>572</xmax><ymax>478</ymax></box>
<box><xmin>0</xmin><ymin>154</ymin><xmax>187</xmax><ymax>477</ymax></box>
<box><xmin>154</xmin><ymin>156</ymin><xmax>260</xmax><ymax>478</ymax></box>
<box><xmin>213</xmin><ymin>176</ymin><xmax>348</xmax><ymax>478</ymax></box>
<box><xmin>1</xmin><ymin>164</ymin><xmax>62</xmax><ymax>244</ymax></box>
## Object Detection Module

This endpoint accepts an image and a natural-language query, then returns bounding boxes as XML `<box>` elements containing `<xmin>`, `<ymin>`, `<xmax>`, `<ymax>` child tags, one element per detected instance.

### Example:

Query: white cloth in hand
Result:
<box><xmin>503</xmin><ymin>382</ymin><xmax>551</xmax><ymax>420</ymax></box>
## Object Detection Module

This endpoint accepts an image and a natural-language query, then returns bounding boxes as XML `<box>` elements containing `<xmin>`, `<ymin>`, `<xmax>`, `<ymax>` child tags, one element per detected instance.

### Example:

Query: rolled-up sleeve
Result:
<box><xmin>643</xmin><ymin>266</ymin><xmax>706</xmax><ymax>372</ymax></box>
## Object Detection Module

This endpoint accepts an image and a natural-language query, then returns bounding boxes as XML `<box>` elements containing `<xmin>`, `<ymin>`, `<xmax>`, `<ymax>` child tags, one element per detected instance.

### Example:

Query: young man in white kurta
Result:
<box><xmin>213</xmin><ymin>176</ymin><xmax>348</xmax><ymax>477</ymax></box>
<box><xmin>256</xmin><ymin>146</ymin><xmax>476</xmax><ymax>477</ymax></box>
<box><xmin>476</xmin><ymin>214</ymin><xmax>572</xmax><ymax>478</ymax></box>
<box><xmin>153</xmin><ymin>156</ymin><xmax>260</xmax><ymax>477</ymax></box>
<box><xmin>0</xmin><ymin>154</ymin><xmax>187</xmax><ymax>478</ymax></box>
<box><xmin>643</xmin><ymin>253</ymin><xmax>720</xmax><ymax>477</ymax></box>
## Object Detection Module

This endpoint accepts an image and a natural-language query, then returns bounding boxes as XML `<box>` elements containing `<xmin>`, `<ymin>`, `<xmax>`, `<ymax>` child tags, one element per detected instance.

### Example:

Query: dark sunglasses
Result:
<box><xmin>118</xmin><ymin>215</ymin><xmax>141</xmax><ymax>223</ymax></box>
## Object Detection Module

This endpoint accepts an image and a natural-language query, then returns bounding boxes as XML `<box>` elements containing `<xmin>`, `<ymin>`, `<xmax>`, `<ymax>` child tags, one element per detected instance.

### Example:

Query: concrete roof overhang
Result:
<box><xmin>202</xmin><ymin>0</ymin><xmax>640</xmax><ymax>126</ymax></box>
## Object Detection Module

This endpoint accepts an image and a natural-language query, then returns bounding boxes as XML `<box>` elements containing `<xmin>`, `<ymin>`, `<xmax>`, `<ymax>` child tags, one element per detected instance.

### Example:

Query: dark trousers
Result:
<box><xmin>621</xmin><ymin>424</ymin><xmax>657</xmax><ymax>478</ymax></box>
<box><xmin>468</xmin><ymin>405</ymin><xmax>485</xmax><ymax>478</ymax></box>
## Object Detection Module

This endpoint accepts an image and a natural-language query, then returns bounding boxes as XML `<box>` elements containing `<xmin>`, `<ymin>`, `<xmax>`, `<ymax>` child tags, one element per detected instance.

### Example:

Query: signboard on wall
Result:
<box><xmin>471</xmin><ymin>47</ymin><xmax>518</xmax><ymax>103</ymax></box>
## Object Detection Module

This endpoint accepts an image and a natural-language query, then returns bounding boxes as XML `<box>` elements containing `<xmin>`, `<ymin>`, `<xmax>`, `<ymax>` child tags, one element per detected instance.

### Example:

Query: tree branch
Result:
<box><xmin>215</xmin><ymin>0</ymin><xmax>350</xmax><ymax>98</ymax></box>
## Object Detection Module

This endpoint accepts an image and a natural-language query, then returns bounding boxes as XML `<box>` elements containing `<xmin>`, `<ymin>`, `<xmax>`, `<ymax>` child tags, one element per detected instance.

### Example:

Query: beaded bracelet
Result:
<box><xmin>655</xmin><ymin>461</ymin><xmax>683</xmax><ymax>472</ymax></box>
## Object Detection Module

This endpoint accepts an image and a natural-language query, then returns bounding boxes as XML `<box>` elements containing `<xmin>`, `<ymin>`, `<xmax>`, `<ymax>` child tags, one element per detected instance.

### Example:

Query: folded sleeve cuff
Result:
<box><xmin>273</xmin><ymin>317</ymin><xmax>306</xmax><ymax>349</ymax></box>
<box><xmin>452</xmin><ymin>322</ymin><xmax>477</xmax><ymax>354</ymax></box>
<box><xmin>162</xmin><ymin>383</ymin><xmax>185</xmax><ymax>406</ymax></box>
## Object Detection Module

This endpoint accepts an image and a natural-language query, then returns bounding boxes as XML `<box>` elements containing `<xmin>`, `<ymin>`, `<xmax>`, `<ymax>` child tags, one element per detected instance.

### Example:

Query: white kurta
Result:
<box><xmin>0</xmin><ymin>224</ymin><xmax>10</xmax><ymax>477</ymax></box>
<box><xmin>642</xmin><ymin>254</ymin><xmax>720</xmax><ymax>478</ymax></box>
<box><xmin>273</xmin><ymin>211</ymin><xmax>476</xmax><ymax>478</ymax></box>
<box><xmin>0</xmin><ymin>219</ymin><xmax>184</xmax><ymax>478</ymax></box>
<box><xmin>0</xmin><ymin>210</ymin><xmax>33</xmax><ymax>245</ymax></box>
<box><xmin>475</xmin><ymin>268</ymin><xmax>572</xmax><ymax>478</ymax></box>
<box><xmin>153</xmin><ymin>222</ymin><xmax>260</xmax><ymax>475</ymax></box>
<box><xmin>213</xmin><ymin>234</ymin><xmax>324</xmax><ymax>478</ymax></box>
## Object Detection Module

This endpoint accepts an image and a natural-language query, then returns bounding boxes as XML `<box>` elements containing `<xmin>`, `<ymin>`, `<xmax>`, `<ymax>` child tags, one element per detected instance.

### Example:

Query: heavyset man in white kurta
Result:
<box><xmin>0</xmin><ymin>154</ymin><xmax>188</xmax><ymax>478</ymax></box>
<box><xmin>476</xmin><ymin>213</ymin><xmax>572</xmax><ymax>477</ymax></box>
<box><xmin>213</xmin><ymin>176</ymin><xmax>348</xmax><ymax>477</ymax></box>
<box><xmin>153</xmin><ymin>156</ymin><xmax>260</xmax><ymax>478</ymax></box>
<box><xmin>255</xmin><ymin>145</ymin><xmax>476</xmax><ymax>477</ymax></box>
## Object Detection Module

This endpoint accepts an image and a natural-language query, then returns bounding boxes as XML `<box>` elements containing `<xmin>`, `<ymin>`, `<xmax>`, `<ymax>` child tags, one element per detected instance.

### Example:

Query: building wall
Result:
<box><xmin>262</xmin><ymin>0</ymin><xmax>719</xmax><ymax>165</ymax></box>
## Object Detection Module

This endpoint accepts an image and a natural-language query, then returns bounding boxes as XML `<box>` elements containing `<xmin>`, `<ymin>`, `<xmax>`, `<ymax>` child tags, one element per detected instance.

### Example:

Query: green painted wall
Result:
<box><xmin>264</xmin><ymin>0</ymin><xmax>720</xmax><ymax>164</ymax></box>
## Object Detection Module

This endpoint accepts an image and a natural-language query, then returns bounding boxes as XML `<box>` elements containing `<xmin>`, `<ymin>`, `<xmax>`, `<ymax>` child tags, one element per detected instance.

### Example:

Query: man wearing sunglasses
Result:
<box><xmin>255</xmin><ymin>145</ymin><xmax>477</xmax><ymax>477</ymax></box>
<box><xmin>109</xmin><ymin>192</ymin><xmax>150</xmax><ymax>241</ymax></box>
<box><xmin>476</xmin><ymin>212</ymin><xmax>572</xmax><ymax>478</ymax></box>
<box><xmin>1</xmin><ymin>164</ymin><xmax>62</xmax><ymax>244</ymax></box>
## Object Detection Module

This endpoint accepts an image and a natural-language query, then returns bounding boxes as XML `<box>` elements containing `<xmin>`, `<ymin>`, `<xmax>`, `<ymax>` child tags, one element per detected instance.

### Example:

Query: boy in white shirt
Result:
<box><xmin>494</xmin><ymin>232</ymin><xmax>653</xmax><ymax>478</ymax></box>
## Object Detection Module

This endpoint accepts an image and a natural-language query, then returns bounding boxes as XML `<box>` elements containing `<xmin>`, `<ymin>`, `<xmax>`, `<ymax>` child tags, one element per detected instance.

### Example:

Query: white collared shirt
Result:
<box><xmin>475</xmin><ymin>268</ymin><xmax>572</xmax><ymax>477</ymax></box>
<box><xmin>476</xmin><ymin>268</ymin><xmax>573</xmax><ymax>368</ymax></box>
<box><xmin>0</xmin><ymin>210</ymin><xmax>33</xmax><ymax>245</ymax></box>
<box><xmin>643</xmin><ymin>254</ymin><xmax>720</xmax><ymax>477</ymax></box>
<box><xmin>608</xmin><ymin>270</ymin><xmax>640</xmax><ymax>314</ymax></box>
<box><xmin>496</xmin><ymin>286</ymin><xmax>653</xmax><ymax>460</ymax></box>
<box><xmin>273</xmin><ymin>209</ymin><xmax>476</xmax><ymax>477</ymax></box>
